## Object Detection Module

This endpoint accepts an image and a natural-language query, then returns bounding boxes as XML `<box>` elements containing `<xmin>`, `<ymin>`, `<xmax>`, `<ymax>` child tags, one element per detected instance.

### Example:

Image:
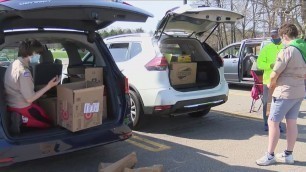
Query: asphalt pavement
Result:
<box><xmin>3</xmin><ymin>85</ymin><xmax>306</xmax><ymax>172</ymax></box>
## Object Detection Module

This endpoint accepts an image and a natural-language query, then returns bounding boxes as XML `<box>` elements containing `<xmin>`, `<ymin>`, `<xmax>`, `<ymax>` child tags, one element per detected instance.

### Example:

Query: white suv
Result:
<box><xmin>104</xmin><ymin>4</ymin><xmax>243</xmax><ymax>129</ymax></box>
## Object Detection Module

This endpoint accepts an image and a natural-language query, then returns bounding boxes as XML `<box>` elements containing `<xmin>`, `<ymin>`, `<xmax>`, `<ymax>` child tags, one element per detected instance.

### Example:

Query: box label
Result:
<box><xmin>84</xmin><ymin>103</ymin><xmax>100</xmax><ymax>113</ymax></box>
<box><xmin>177</xmin><ymin>67</ymin><xmax>192</xmax><ymax>80</ymax></box>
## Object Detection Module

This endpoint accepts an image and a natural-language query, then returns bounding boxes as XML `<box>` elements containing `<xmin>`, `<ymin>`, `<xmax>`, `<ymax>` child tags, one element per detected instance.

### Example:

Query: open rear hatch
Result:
<box><xmin>0</xmin><ymin>0</ymin><xmax>152</xmax><ymax>43</ymax></box>
<box><xmin>0</xmin><ymin>0</ymin><xmax>152</xmax><ymax>141</ymax></box>
<box><xmin>154</xmin><ymin>4</ymin><xmax>243</xmax><ymax>91</ymax></box>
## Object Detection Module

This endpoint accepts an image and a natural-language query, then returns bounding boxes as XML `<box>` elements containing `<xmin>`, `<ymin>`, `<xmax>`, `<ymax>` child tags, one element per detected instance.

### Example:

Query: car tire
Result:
<box><xmin>129</xmin><ymin>90</ymin><xmax>145</xmax><ymax>130</ymax></box>
<box><xmin>188</xmin><ymin>107</ymin><xmax>211</xmax><ymax>117</ymax></box>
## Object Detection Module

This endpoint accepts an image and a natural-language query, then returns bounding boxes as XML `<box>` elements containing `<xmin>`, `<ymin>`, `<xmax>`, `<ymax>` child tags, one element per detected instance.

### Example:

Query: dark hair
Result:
<box><xmin>278</xmin><ymin>23</ymin><xmax>299</xmax><ymax>39</ymax></box>
<box><xmin>18</xmin><ymin>39</ymin><xmax>43</xmax><ymax>58</ymax></box>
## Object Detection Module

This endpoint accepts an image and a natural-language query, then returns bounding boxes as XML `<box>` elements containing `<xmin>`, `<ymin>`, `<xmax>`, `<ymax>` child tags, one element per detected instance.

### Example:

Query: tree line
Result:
<box><xmin>204</xmin><ymin>0</ymin><xmax>306</xmax><ymax>50</ymax></box>
<box><xmin>99</xmin><ymin>0</ymin><xmax>306</xmax><ymax>51</ymax></box>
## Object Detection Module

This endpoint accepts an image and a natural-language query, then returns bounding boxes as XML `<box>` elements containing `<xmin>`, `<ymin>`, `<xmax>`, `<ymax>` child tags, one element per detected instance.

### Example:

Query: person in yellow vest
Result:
<box><xmin>257</xmin><ymin>28</ymin><xmax>283</xmax><ymax>132</ymax></box>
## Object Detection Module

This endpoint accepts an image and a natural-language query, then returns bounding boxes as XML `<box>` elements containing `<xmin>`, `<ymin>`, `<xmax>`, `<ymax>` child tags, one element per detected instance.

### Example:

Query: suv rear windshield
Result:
<box><xmin>108</xmin><ymin>42</ymin><xmax>142</xmax><ymax>62</ymax></box>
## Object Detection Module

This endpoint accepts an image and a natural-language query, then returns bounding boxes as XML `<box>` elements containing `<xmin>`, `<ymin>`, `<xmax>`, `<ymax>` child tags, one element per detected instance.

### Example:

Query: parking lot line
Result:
<box><xmin>125</xmin><ymin>135</ymin><xmax>171</xmax><ymax>152</ymax></box>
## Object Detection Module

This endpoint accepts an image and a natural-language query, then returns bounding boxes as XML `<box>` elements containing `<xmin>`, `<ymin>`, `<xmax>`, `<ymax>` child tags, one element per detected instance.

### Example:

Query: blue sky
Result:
<box><xmin>108</xmin><ymin>1</ymin><xmax>190</xmax><ymax>33</ymax></box>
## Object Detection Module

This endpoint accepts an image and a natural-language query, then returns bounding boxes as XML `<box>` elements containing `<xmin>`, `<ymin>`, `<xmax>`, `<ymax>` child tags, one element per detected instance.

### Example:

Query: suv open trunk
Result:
<box><xmin>160</xmin><ymin>37</ymin><xmax>220</xmax><ymax>92</ymax></box>
<box><xmin>0</xmin><ymin>31</ymin><xmax>124</xmax><ymax>143</ymax></box>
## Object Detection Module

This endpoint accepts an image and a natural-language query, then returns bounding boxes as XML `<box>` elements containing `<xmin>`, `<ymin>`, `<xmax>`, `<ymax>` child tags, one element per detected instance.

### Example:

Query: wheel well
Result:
<box><xmin>129</xmin><ymin>85</ymin><xmax>145</xmax><ymax>110</ymax></box>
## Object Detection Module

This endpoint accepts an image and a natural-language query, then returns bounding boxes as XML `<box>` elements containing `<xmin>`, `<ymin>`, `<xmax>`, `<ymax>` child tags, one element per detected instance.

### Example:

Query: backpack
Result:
<box><xmin>289</xmin><ymin>39</ymin><xmax>306</xmax><ymax>63</ymax></box>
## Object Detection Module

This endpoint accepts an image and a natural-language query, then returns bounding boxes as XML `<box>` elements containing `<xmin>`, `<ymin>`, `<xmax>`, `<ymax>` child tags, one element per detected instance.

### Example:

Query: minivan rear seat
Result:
<box><xmin>33</xmin><ymin>49</ymin><xmax>62</xmax><ymax>91</ymax></box>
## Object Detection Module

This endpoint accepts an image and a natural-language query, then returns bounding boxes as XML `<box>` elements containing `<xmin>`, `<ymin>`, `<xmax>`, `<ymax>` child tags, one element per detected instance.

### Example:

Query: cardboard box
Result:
<box><xmin>69</xmin><ymin>67</ymin><xmax>103</xmax><ymax>83</ymax></box>
<box><xmin>85</xmin><ymin>67</ymin><xmax>103</xmax><ymax>83</ymax></box>
<box><xmin>37</xmin><ymin>97</ymin><xmax>57</xmax><ymax>126</ymax></box>
<box><xmin>57</xmin><ymin>81</ymin><xmax>104</xmax><ymax>132</ymax></box>
<box><xmin>170</xmin><ymin>62</ymin><xmax>197</xmax><ymax>85</ymax></box>
<box><xmin>67</xmin><ymin>67</ymin><xmax>85</xmax><ymax>82</ymax></box>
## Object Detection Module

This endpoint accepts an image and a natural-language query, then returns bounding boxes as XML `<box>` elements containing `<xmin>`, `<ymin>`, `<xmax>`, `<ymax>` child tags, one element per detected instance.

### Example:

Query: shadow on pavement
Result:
<box><xmin>3</xmin><ymin>132</ymin><xmax>273</xmax><ymax>172</ymax></box>
<box><xmin>299</xmin><ymin>111</ymin><xmax>306</xmax><ymax>118</ymax></box>
<box><xmin>139</xmin><ymin>112</ymin><xmax>306</xmax><ymax>143</ymax></box>
<box><xmin>3</xmin><ymin>113</ymin><xmax>306</xmax><ymax>172</ymax></box>
<box><xmin>229</xmin><ymin>84</ymin><xmax>252</xmax><ymax>91</ymax></box>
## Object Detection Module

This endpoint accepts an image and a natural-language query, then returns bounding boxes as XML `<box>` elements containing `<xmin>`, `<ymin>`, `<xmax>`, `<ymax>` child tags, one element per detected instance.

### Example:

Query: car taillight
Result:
<box><xmin>154</xmin><ymin>105</ymin><xmax>172</xmax><ymax>111</ymax></box>
<box><xmin>218</xmin><ymin>55</ymin><xmax>224</xmax><ymax>66</ymax></box>
<box><xmin>124</xmin><ymin>77</ymin><xmax>129</xmax><ymax>94</ymax></box>
<box><xmin>145</xmin><ymin>57</ymin><xmax>168</xmax><ymax>71</ymax></box>
<box><xmin>0</xmin><ymin>157</ymin><xmax>13</xmax><ymax>163</ymax></box>
<box><xmin>0</xmin><ymin>0</ymin><xmax>9</xmax><ymax>2</ymax></box>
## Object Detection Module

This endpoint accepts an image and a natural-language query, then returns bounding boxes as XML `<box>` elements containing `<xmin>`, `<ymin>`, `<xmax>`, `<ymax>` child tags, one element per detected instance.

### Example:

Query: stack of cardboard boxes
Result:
<box><xmin>165</xmin><ymin>53</ymin><xmax>197</xmax><ymax>85</ymax></box>
<box><xmin>38</xmin><ymin>67</ymin><xmax>106</xmax><ymax>132</ymax></box>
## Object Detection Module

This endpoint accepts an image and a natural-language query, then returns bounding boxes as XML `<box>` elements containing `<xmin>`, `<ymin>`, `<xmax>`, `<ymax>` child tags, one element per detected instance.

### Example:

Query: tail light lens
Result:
<box><xmin>154</xmin><ymin>105</ymin><xmax>172</xmax><ymax>111</ymax></box>
<box><xmin>217</xmin><ymin>55</ymin><xmax>224</xmax><ymax>67</ymax></box>
<box><xmin>124</xmin><ymin>77</ymin><xmax>129</xmax><ymax>94</ymax></box>
<box><xmin>145</xmin><ymin>56</ymin><xmax>168</xmax><ymax>71</ymax></box>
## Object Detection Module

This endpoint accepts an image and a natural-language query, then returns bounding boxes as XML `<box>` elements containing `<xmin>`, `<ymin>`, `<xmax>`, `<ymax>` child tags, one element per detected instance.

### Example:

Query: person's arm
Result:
<box><xmin>268</xmin><ymin>71</ymin><xmax>280</xmax><ymax>88</ymax></box>
<box><xmin>19</xmin><ymin>71</ymin><xmax>60</xmax><ymax>103</ymax></box>
<box><xmin>257</xmin><ymin>46</ymin><xmax>271</xmax><ymax>70</ymax></box>
<box><xmin>26</xmin><ymin>77</ymin><xmax>60</xmax><ymax>103</ymax></box>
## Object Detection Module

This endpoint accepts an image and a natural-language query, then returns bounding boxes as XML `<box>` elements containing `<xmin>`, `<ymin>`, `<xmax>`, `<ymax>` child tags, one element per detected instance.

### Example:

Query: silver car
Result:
<box><xmin>218</xmin><ymin>38</ymin><xmax>269</xmax><ymax>85</ymax></box>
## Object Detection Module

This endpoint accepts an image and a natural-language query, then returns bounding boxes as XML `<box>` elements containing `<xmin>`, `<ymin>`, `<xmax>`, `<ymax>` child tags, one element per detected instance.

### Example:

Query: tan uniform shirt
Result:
<box><xmin>4</xmin><ymin>57</ymin><xmax>35</xmax><ymax>108</ymax></box>
<box><xmin>272</xmin><ymin>46</ymin><xmax>306</xmax><ymax>99</ymax></box>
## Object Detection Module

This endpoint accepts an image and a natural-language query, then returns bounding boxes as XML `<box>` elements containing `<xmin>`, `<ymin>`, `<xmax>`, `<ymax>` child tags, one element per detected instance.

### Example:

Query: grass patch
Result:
<box><xmin>51</xmin><ymin>50</ymin><xmax>68</xmax><ymax>59</ymax></box>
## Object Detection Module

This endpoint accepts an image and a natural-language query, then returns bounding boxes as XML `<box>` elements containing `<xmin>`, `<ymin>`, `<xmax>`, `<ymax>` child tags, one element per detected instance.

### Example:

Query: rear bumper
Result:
<box><xmin>0</xmin><ymin>124</ymin><xmax>131</xmax><ymax>167</ymax></box>
<box><xmin>144</xmin><ymin>94</ymin><xmax>228</xmax><ymax>116</ymax></box>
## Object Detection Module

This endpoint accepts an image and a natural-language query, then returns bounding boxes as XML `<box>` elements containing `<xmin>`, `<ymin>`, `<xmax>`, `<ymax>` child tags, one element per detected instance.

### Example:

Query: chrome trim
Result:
<box><xmin>184</xmin><ymin>100</ymin><xmax>224</xmax><ymax>108</ymax></box>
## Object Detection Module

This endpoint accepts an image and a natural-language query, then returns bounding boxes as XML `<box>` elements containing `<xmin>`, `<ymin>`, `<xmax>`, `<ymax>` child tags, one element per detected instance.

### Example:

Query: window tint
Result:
<box><xmin>0</xmin><ymin>48</ymin><xmax>18</xmax><ymax>61</ymax></box>
<box><xmin>244</xmin><ymin>44</ymin><xmax>261</xmax><ymax>57</ymax></box>
<box><xmin>50</xmin><ymin>44</ymin><xmax>68</xmax><ymax>59</ymax></box>
<box><xmin>109</xmin><ymin>43</ymin><xmax>129</xmax><ymax>62</ymax></box>
<box><xmin>130</xmin><ymin>43</ymin><xmax>142</xmax><ymax>59</ymax></box>
<box><xmin>219</xmin><ymin>45</ymin><xmax>240</xmax><ymax>58</ymax></box>
<box><xmin>80</xmin><ymin>52</ymin><xmax>94</xmax><ymax>67</ymax></box>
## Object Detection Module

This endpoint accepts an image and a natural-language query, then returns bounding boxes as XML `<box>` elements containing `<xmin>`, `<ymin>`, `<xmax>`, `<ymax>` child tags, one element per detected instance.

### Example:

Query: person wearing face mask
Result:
<box><xmin>257</xmin><ymin>28</ymin><xmax>284</xmax><ymax>132</ymax></box>
<box><xmin>4</xmin><ymin>39</ymin><xmax>60</xmax><ymax>133</ymax></box>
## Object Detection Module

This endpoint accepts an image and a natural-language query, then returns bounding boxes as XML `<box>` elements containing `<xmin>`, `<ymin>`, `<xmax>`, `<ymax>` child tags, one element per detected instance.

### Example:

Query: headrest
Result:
<box><xmin>246</xmin><ymin>47</ymin><xmax>253</xmax><ymax>54</ymax></box>
<box><xmin>54</xmin><ymin>59</ymin><xmax>62</xmax><ymax>65</ymax></box>
<box><xmin>40</xmin><ymin>50</ymin><xmax>54</xmax><ymax>64</ymax></box>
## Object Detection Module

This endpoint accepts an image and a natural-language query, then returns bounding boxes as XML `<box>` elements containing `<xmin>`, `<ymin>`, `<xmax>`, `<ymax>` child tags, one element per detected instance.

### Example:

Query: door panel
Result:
<box><xmin>219</xmin><ymin>45</ymin><xmax>240</xmax><ymax>82</ymax></box>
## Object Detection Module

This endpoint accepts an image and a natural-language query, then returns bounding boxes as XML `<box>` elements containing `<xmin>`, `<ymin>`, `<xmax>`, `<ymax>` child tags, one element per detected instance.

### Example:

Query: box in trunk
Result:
<box><xmin>57</xmin><ymin>81</ymin><xmax>104</xmax><ymax>132</ymax></box>
<box><xmin>169</xmin><ymin>62</ymin><xmax>197</xmax><ymax>85</ymax></box>
<box><xmin>69</xmin><ymin>67</ymin><xmax>103</xmax><ymax>84</ymax></box>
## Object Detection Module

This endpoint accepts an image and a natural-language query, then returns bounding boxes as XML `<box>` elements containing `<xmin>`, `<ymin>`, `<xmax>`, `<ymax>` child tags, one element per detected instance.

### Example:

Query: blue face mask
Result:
<box><xmin>271</xmin><ymin>38</ymin><xmax>281</xmax><ymax>44</ymax></box>
<box><xmin>30</xmin><ymin>54</ymin><xmax>40</xmax><ymax>63</ymax></box>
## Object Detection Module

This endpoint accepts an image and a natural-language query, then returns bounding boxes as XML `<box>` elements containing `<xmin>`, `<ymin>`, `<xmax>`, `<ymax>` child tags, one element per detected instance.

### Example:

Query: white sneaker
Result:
<box><xmin>276</xmin><ymin>151</ymin><xmax>294</xmax><ymax>164</ymax></box>
<box><xmin>256</xmin><ymin>152</ymin><xmax>276</xmax><ymax>166</ymax></box>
